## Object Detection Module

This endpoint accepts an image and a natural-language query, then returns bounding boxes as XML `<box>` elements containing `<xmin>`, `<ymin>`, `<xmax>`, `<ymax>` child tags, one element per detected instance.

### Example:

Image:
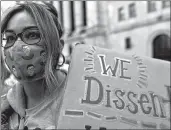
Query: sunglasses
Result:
<box><xmin>2</xmin><ymin>28</ymin><xmax>41</xmax><ymax>49</ymax></box>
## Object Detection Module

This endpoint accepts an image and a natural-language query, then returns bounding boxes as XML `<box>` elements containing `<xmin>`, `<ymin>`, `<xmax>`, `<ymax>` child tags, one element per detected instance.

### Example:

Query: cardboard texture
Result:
<box><xmin>57</xmin><ymin>44</ymin><xmax>170</xmax><ymax>129</ymax></box>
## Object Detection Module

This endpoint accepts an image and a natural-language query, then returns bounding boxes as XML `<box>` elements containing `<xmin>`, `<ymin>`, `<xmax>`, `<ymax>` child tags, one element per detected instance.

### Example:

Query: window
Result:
<box><xmin>153</xmin><ymin>35</ymin><xmax>171</xmax><ymax>61</ymax></box>
<box><xmin>129</xmin><ymin>3</ymin><xmax>136</xmax><ymax>18</ymax></box>
<box><xmin>118</xmin><ymin>7</ymin><xmax>125</xmax><ymax>21</ymax></box>
<box><xmin>162</xmin><ymin>1</ymin><xmax>170</xmax><ymax>8</ymax></box>
<box><xmin>147</xmin><ymin>1</ymin><xmax>156</xmax><ymax>13</ymax></box>
<box><xmin>125</xmin><ymin>37</ymin><xmax>132</xmax><ymax>49</ymax></box>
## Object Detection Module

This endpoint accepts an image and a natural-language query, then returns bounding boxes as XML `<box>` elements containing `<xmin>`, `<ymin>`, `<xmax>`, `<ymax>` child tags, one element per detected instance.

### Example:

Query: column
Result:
<box><xmin>86</xmin><ymin>1</ymin><xmax>98</xmax><ymax>27</ymax></box>
<box><xmin>63</xmin><ymin>1</ymin><xmax>71</xmax><ymax>35</ymax></box>
<box><xmin>96</xmin><ymin>1</ymin><xmax>110</xmax><ymax>48</ymax></box>
<box><xmin>53</xmin><ymin>1</ymin><xmax>63</xmax><ymax>26</ymax></box>
<box><xmin>74</xmin><ymin>1</ymin><xmax>82</xmax><ymax>29</ymax></box>
<box><xmin>96</xmin><ymin>1</ymin><xmax>108</xmax><ymax>26</ymax></box>
<box><xmin>53</xmin><ymin>1</ymin><xmax>60</xmax><ymax>14</ymax></box>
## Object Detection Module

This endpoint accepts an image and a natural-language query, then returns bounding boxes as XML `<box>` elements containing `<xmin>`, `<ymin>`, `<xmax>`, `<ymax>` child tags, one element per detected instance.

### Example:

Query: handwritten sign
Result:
<box><xmin>57</xmin><ymin>45</ymin><xmax>170</xmax><ymax>129</ymax></box>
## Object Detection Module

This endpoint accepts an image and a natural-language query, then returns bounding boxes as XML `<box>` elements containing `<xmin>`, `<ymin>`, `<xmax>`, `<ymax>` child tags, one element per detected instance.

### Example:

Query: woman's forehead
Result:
<box><xmin>6</xmin><ymin>10</ymin><xmax>37</xmax><ymax>33</ymax></box>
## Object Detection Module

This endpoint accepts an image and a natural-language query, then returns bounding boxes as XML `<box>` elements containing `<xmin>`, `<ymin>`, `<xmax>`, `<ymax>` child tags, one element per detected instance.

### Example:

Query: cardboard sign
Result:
<box><xmin>57</xmin><ymin>45</ymin><xmax>170</xmax><ymax>129</ymax></box>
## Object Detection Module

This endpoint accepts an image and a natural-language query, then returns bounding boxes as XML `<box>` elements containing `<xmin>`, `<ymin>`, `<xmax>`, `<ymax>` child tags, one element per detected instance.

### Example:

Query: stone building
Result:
<box><xmin>52</xmin><ymin>1</ymin><xmax>110</xmax><ymax>61</ymax></box>
<box><xmin>52</xmin><ymin>1</ymin><xmax>170</xmax><ymax>62</ymax></box>
<box><xmin>1</xmin><ymin>1</ymin><xmax>170</xmax><ymax>61</ymax></box>
<box><xmin>107</xmin><ymin>1</ymin><xmax>170</xmax><ymax>61</ymax></box>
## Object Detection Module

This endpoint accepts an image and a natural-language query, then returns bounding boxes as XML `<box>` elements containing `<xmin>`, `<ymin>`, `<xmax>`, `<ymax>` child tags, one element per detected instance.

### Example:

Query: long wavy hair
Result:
<box><xmin>1</xmin><ymin>2</ymin><xmax>64</xmax><ymax>92</ymax></box>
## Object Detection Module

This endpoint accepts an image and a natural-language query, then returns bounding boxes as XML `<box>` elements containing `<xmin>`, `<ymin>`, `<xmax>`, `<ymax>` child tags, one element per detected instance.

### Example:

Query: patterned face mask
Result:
<box><xmin>4</xmin><ymin>43</ymin><xmax>47</xmax><ymax>82</ymax></box>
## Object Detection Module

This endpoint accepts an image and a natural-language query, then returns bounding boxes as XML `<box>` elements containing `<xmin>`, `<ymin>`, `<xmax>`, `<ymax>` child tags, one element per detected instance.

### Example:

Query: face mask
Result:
<box><xmin>4</xmin><ymin>43</ymin><xmax>47</xmax><ymax>82</ymax></box>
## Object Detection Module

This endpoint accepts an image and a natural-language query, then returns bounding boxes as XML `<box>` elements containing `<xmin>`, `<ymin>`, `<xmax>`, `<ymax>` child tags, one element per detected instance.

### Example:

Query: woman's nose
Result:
<box><xmin>14</xmin><ymin>37</ymin><xmax>22</xmax><ymax>44</ymax></box>
<box><xmin>17</xmin><ymin>37</ymin><xmax>22</xmax><ymax>41</ymax></box>
<box><xmin>13</xmin><ymin>37</ymin><xmax>25</xmax><ymax>48</ymax></box>
<box><xmin>12</xmin><ymin>40</ymin><xmax>26</xmax><ymax>52</ymax></box>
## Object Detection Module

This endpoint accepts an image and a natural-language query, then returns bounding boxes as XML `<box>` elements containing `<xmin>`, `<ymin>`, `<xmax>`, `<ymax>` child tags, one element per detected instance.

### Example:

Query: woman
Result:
<box><xmin>1</xmin><ymin>1</ymin><xmax>67</xmax><ymax>129</ymax></box>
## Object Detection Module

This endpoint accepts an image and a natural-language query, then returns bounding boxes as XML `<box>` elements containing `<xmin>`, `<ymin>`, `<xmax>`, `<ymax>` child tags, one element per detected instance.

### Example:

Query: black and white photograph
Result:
<box><xmin>1</xmin><ymin>1</ymin><xmax>170</xmax><ymax>129</ymax></box>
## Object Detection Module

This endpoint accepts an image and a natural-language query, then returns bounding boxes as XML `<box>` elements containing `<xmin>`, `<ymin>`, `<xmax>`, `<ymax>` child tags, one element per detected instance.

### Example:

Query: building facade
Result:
<box><xmin>1</xmin><ymin>1</ymin><xmax>170</xmax><ymax>61</ymax></box>
<box><xmin>52</xmin><ymin>1</ymin><xmax>110</xmax><ymax>60</ymax></box>
<box><xmin>52</xmin><ymin>1</ymin><xmax>170</xmax><ymax>62</ymax></box>
<box><xmin>107</xmin><ymin>1</ymin><xmax>170</xmax><ymax>61</ymax></box>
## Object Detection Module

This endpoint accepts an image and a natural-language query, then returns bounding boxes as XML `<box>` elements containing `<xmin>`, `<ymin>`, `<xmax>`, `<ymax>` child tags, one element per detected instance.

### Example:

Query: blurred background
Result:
<box><xmin>1</xmin><ymin>1</ymin><xmax>171</xmax><ymax>95</ymax></box>
<box><xmin>1</xmin><ymin>1</ymin><xmax>171</xmax><ymax>62</ymax></box>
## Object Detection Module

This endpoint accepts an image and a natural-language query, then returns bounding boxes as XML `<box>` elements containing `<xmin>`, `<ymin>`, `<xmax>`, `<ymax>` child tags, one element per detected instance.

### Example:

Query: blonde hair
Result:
<box><xmin>1</xmin><ymin>2</ymin><xmax>65</xmax><ymax>92</ymax></box>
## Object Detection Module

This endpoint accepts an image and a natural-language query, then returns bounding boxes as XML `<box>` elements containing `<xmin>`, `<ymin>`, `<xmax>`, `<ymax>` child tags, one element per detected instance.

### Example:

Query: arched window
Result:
<box><xmin>153</xmin><ymin>34</ymin><xmax>171</xmax><ymax>61</ymax></box>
